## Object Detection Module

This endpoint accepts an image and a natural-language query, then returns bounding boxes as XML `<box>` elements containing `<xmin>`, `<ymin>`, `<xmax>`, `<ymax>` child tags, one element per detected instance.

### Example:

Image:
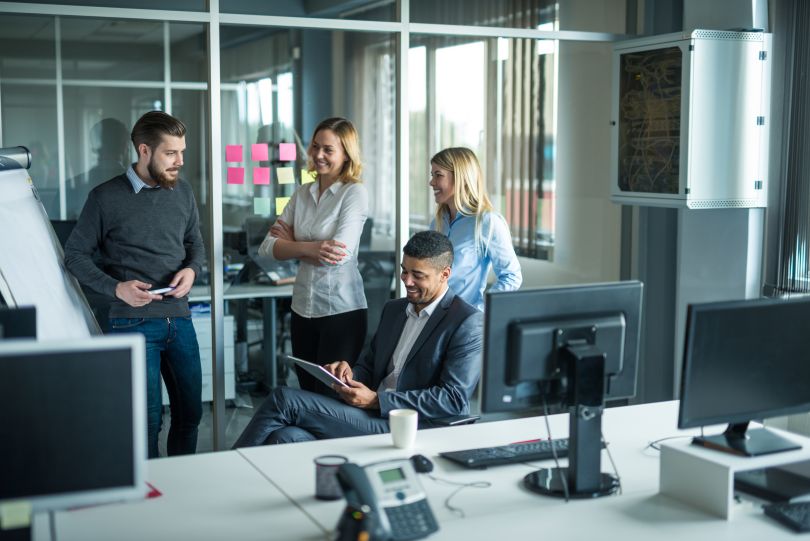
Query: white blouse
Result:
<box><xmin>259</xmin><ymin>180</ymin><xmax>369</xmax><ymax>318</ymax></box>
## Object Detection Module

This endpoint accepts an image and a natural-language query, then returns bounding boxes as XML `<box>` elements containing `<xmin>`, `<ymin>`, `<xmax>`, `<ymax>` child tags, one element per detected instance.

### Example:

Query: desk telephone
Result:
<box><xmin>335</xmin><ymin>458</ymin><xmax>439</xmax><ymax>541</ymax></box>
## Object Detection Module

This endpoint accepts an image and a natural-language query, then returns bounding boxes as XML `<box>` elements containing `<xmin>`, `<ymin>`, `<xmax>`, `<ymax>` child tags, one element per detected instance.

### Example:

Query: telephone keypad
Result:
<box><xmin>385</xmin><ymin>499</ymin><xmax>439</xmax><ymax>540</ymax></box>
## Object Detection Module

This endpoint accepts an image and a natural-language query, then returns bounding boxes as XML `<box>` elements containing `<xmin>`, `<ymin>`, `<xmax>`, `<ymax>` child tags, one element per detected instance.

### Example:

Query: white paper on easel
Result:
<box><xmin>0</xmin><ymin>168</ymin><xmax>94</xmax><ymax>340</ymax></box>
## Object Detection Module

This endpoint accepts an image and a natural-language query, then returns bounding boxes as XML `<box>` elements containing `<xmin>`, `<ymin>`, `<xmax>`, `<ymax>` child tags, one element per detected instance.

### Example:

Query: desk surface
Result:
<box><xmin>240</xmin><ymin>401</ymin><xmax>807</xmax><ymax>540</ymax></box>
<box><xmin>239</xmin><ymin>401</ymin><xmax>672</xmax><ymax>536</ymax></box>
<box><xmin>189</xmin><ymin>283</ymin><xmax>293</xmax><ymax>302</ymax></box>
<box><xmin>37</xmin><ymin>451</ymin><xmax>325</xmax><ymax>541</ymax></box>
<box><xmin>44</xmin><ymin>401</ymin><xmax>810</xmax><ymax>540</ymax></box>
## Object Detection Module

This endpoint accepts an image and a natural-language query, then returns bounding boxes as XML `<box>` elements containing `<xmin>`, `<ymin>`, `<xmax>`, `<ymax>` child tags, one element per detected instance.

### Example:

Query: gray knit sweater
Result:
<box><xmin>64</xmin><ymin>174</ymin><xmax>205</xmax><ymax>318</ymax></box>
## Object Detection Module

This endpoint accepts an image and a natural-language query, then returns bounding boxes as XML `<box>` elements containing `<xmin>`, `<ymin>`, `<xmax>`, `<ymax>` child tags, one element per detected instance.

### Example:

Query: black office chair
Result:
<box><xmin>358</xmin><ymin>251</ymin><xmax>396</xmax><ymax>348</ymax></box>
<box><xmin>359</xmin><ymin>217</ymin><xmax>373</xmax><ymax>251</ymax></box>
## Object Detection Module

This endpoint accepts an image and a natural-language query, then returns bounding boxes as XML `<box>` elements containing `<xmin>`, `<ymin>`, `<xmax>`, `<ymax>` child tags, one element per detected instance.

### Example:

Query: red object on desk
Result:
<box><xmin>146</xmin><ymin>482</ymin><xmax>162</xmax><ymax>499</ymax></box>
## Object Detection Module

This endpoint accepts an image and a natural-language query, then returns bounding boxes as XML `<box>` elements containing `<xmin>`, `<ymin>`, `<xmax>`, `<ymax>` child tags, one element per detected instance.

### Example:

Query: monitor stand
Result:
<box><xmin>523</xmin><ymin>344</ymin><xmax>620</xmax><ymax>499</ymax></box>
<box><xmin>693</xmin><ymin>422</ymin><xmax>802</xmax><ymax>457</ymax></box>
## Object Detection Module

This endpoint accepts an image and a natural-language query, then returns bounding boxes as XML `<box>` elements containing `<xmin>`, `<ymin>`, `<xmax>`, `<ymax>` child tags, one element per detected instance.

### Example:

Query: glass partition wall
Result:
<box><xmin>0</xmin><ymin>1</ymin><xmax>621</xmax><ymax>451</ymax></box>
<box><xmin>408</xmin><ymin>34</ymin><xmax>557</xmax><ymax>259</ymax></box>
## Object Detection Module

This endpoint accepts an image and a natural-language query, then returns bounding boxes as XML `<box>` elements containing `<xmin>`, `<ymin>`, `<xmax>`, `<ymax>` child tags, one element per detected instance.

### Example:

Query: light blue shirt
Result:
<box><xmin>431</xmin><ymin>211</ymin><xmax>522</xmax><ymax>311</ymax></box>
<box><xmin>125</xmin><ymin>164</ymin><xmax>166</xmax><ymax>193</ymax></box>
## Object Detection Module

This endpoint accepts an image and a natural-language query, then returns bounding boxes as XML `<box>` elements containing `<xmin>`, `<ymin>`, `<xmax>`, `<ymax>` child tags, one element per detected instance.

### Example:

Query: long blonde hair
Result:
<box><xmin>431</xmin><ymin>147</ymin><xmax>493</xmax><ymax>254</ymax></box>
<box><xmin>306</xmin><ymin>117</ymin><xmax>363</xmax><ymax>183</ymax></box>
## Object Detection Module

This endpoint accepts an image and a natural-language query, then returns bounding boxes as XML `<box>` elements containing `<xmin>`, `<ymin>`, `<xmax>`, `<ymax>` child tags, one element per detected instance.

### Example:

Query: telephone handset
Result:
<box><xmin>335</xmin><ymin>459</ymin><xmax>439</xmax><ymax>541</ymax></box>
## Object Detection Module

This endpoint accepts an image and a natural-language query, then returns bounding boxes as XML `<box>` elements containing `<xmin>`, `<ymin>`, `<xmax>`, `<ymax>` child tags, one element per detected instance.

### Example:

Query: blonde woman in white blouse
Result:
<box><xmin>259</xmin><ymin>117</ymin><xmax>369</xmax><ymax>394</ymax></box>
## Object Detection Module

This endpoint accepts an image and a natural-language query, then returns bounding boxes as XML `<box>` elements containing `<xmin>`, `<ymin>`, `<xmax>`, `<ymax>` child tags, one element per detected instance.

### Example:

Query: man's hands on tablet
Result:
<box><xmin>324</xmin><ymin>361</ymin><xmax>353</xmax><ymax>382</ymax></box>
<box><xmin>336</xmin><ymin>380</ymin><xmax>379</xmax><ymax>409</ymax></box>
<box><xmin>325</xmin><ymin>361</ymin><xmax>379</xmax><ymax>409</ymax></box>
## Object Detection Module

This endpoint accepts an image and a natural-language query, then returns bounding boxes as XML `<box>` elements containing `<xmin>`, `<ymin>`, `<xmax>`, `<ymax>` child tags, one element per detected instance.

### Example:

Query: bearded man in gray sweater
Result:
<box><xmin>65</xmin><ymin>111</ymin><xmax>205</xmax><ymax>458</ymax></box>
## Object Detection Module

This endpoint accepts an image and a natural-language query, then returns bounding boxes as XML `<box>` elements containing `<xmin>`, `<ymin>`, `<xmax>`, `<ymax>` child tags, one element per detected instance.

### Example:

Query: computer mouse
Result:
<box><xmin>410</xmin><ymin>454</ymin><xmax>434</xmax><ymax>474</ymax></box>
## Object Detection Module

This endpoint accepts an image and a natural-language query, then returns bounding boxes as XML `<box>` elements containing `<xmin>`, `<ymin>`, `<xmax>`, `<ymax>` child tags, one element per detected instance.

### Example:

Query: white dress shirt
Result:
<box><xmin>378</xmin><ymin>287</ymin><xmax>449</xmax><ymax>392</ymax></box>
<box><xmin>259</xmin><ymin>180</ymin><xmax>369</xmax><ymax>318</ymax></box>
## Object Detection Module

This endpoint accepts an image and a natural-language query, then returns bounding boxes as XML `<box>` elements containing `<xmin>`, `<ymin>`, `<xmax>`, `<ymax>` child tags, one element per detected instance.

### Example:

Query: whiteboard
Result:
<box><xmin>0</xmin><ymin>167</ymin><xmax>99</xmax><ymax>339</ymax></box>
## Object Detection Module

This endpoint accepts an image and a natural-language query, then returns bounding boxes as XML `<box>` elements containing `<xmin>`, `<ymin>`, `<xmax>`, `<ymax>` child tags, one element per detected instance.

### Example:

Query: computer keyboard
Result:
<box><xmin>764</xmin><ymin>501</ymin><xmax>810</xmax><ymax>532</ymax></box>
<box><xmin>439</xmin><ymin>438</ymin><xmax>571</xmax><ymax>469</ymax></box>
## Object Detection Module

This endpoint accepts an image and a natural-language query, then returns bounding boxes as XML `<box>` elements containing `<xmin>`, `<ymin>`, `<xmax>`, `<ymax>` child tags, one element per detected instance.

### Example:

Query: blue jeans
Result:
<box><xmin>233</xmin><ymin>386</ymin><xmax>390</xmax><ymax>448</ymax></box>
<box><xmin>109</xmin><ymin>317</ymin><xmax>202</xmax><ymax>458</ymax></box>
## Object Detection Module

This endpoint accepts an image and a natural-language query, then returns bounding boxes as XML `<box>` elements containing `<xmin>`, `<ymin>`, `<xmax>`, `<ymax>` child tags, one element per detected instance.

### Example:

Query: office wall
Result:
<box><xmin>519</xmin><ymin>0</ymin><xmax>627</xmax><ymax>287</ymax></box>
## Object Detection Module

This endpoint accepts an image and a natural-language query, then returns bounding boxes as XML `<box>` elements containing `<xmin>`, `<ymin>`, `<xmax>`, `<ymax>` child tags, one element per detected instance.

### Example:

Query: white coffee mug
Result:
<box><xmin>389</xmin><ymin>408</ymin><xmax>418</xmax><ymax>449</ymax></box>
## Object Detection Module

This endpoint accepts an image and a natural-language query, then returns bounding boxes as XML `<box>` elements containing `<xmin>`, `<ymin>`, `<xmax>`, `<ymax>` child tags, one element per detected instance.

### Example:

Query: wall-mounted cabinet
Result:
<box><xmin>611</xmin><ymin>30</ymin><xmax>771</xmax><ymax>208</ymax></box>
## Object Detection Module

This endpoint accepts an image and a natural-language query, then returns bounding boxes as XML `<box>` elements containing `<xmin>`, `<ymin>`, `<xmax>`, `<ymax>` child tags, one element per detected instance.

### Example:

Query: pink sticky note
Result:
<box><xmin>279</xmin><ymin>143</ymin><xmax>296</xmax><ymax>162</ymax></box>
<box><xmin>227</xmin><ymin>167</ymin><xmax>245</xmax><ymax>185</ymax></box>
<box><xmin>225</xmin><ymin>145</ymin><xmax>242</xmax><ymax>162</ymax></box>
<box><xmin>253</xmin><ymin>167</ymin><xmax>270</xmax><ymax>185</ymax></box>
<box><xmin>252</xmin><ymin>143</ymin><xmax>269</xmax><ymax>162</ymax></box>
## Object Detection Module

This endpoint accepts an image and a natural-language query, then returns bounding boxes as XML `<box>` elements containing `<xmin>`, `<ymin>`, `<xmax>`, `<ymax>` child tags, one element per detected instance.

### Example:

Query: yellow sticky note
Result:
<box><xmin>275</xmin><ymin>196</ymin><xmax>291</xmax><ymax>215</ymax></box>
<box><xmin>0</xmin><ymin>500</ymin><xmax>32</xmax><ymax>529</ymax></box>
<box><xmin>301</xmin><ymin>169</ymin><xmax>317</xmax><ymax>184</ymax></box>
<box><xmin>277</xmin><ymin>167</ymin><xmax>295</xmax><ymax>184</ymax></box>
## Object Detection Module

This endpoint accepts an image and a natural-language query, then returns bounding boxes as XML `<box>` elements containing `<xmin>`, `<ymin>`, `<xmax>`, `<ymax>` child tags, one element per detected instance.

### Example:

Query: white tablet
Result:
<box><xmin>288</xmin><ymin>355</ymin><xmax>349</xmax><ymax>388</ymax></box>
<box><xmin>148</xmin><ymin>286</ymin><xmax>175</xmax><ymax>295</ymax></box>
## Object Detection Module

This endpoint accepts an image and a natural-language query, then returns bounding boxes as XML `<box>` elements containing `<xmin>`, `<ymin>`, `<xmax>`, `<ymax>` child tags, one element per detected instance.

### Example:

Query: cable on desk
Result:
<box><xmin>645</xmin><ymin>435</ymin><xmax>692</xmax><ymax>451</ymax></box>
<box><xmin>425</xmin><ymin>474</ymin><xmax>491</xmax><ymax>518</ymax></box>
<box><xmin>542</xmin><ymin>398</ymin><xmax>570</xmax><ymax>502</ymax></box>
<box><xmin>645</xmin><ymin>428</ymin><xmax>703</xmax><ymax>452</ymax></box>
<box><xmin>601</xmin><ymin>433</ymin><xmax>622</xmax><ymax>495</ymax></box>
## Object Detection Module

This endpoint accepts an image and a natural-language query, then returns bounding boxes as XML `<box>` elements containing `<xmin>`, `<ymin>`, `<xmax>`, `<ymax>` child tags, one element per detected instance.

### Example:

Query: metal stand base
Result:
<box><xmin>524</xmin><ymin>467</ymin><xmax>620</xmax><ymax>499</ymax></box>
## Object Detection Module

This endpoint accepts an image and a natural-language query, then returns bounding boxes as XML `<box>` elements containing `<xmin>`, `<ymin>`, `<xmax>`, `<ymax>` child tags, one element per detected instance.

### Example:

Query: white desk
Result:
<box><xmin>35</xmin><ymin>451</ymin><xmax>325</xmax><ymax>541</ymax></box>
<box><xmin>239</xmin><ymin>401</ymin><xmax>808</xmax><ymax>539</ymax></box>
<box><xmin>41</xmin><ymin>402</ymin><xmax>810</xmax><ymax>540</ymax></box>
<box><xmin>190</xmin><ymin>283</ymin><xmax>293</xmax><ymax>389</ymax></box>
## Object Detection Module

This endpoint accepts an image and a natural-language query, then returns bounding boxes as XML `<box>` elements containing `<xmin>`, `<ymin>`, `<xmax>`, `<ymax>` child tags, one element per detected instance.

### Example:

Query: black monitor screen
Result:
<box><xmin>0</xmin><ymin>336</ymin><xmax>145</xmax><ymax>510</ymax></box>
<box><xmin>479</xmin><ymin>281</ymin><xmax>643</xmax><ymax>498</ymax></box>
<box><xmin>481</xmin><ymin>281</ymin><xmax>643</xmax><ymax>414</ymax></box>
<box><xmin>0</xmin><ymin>306</ymin><xmax>36</xmax><ymax>339</ymax></box>
<box><xmin>679</xmin><ymin>297</ymin><xmax>810</xmax><ymax>429</ymax></box>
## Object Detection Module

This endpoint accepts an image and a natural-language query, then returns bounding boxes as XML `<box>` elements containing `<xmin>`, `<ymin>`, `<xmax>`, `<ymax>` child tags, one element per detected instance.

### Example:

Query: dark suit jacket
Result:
<box><xmin>352</xmin><ymin>288</ymin><xmax>483</xmax><ymax>420</ymax></box>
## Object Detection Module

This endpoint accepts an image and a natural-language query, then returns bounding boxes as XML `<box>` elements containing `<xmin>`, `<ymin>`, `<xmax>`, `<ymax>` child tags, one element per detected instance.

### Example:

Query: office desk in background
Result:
<box><xmin>190</xmin><ymin>283</ymin><xmax>293</xmax><ymax>390</ymax></box>
<box><xmin>39</xmin><ymin>401</ymin><xmax>810</xmax><ymax>540</ymax></box>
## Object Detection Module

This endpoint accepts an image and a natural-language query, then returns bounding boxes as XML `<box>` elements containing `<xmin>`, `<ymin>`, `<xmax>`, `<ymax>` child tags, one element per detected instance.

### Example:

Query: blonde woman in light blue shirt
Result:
<box><xmin>429</xmin><ymin>147</ymin><xmax>522</xmax><ymax>311</ymax></box>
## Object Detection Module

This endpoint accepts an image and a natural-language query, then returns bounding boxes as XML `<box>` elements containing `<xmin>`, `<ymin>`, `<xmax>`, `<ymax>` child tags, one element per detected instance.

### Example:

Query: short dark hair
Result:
<box><xmin>403</xmin><ymin>231</ymin><xmax>454</xmax><ymax>270</ymax></box>
<box><xmin>131</xmin><ymin>111</ymin><xmax>186</xmax><ymax>152</ymax></box>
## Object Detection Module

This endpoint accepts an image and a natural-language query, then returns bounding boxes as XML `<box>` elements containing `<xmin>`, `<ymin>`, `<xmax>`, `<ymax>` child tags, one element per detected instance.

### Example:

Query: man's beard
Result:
<box><xmin>147</xmin><ymin>159</ymin><xmax>180</xmax><ymax>189</ymax></box>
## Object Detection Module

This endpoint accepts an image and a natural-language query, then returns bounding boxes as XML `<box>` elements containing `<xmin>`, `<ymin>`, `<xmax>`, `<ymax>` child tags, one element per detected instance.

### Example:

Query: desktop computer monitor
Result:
<box><xmin>481</xmin><ymin>281</ymin><xmax>643</xmax><ymax>498</ymax></box>
<box><xmin>678</xmin><ymin>296</ymin><xmax>810</xmax><ymax>456</ymax></box>
<box><xmin>0</xmin><ymin>306</ymin><xmax>36</xmax><ymax>339</ymax></box>
<box><xmin>0</xmin><ymin>335</ymin><xmax>147</xmax><ymax>517</ymax></box>
<box><xmin>240</xmin><ymin>216</ymin><xmax>297</xmax><ymax>285</ymax></box>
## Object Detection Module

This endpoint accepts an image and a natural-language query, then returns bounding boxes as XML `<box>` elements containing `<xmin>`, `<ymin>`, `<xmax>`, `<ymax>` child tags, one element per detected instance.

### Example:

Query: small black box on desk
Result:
<box><xmin>735</xmin><ymin>459</ymin><xmax>810</xmax><ymax>503</ymax></box>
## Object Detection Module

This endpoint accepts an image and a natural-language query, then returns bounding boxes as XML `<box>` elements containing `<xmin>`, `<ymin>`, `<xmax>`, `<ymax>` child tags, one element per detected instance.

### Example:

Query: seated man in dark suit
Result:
<box><xmin>234</xmin><ymin>230</ymin><xmax>482</xmax><ymax>446</ymax></box>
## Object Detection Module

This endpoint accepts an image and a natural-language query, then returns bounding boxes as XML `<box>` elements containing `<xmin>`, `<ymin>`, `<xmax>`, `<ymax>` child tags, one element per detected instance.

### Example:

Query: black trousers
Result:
<box><xmin>291</xmin><ymin>308</ymin><xmax>367</xmax><ymax>395</ymax></box>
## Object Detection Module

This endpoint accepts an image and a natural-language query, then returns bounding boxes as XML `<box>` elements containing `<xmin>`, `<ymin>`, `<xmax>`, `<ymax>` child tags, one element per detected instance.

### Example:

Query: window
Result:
<box><xmin>409</xmin><ymin>35</ymin><xmax>556</xmax><ymax>259</ymax></box>
<box><xmin>219</xmin><ymin>27</ymin><xmax>396</xmax><ymax>247</ymax></box>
